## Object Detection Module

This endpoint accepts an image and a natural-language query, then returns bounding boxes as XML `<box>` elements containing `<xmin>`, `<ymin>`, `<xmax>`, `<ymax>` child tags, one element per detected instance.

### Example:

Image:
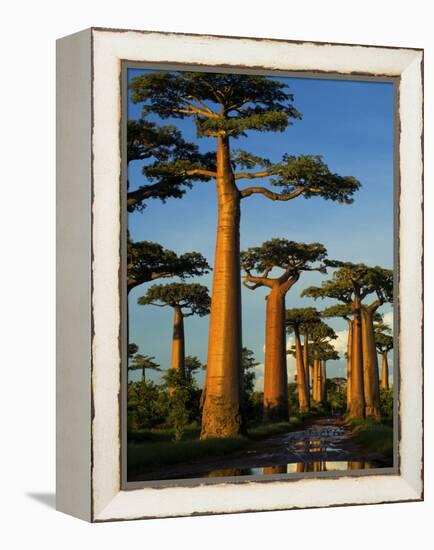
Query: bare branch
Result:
<box><xmin>184</xmin><ymin>168</ymin><xmax>217</xmax><ymax>178</ymax></box>
<box><xmin>234</xmin><ymin>171</ymin><xmax>273</xmax><ymax>180</ymax></box>
<box><xmin>240</xmin><ymin>186</ymin><xmax>308</xmax><ymax>201</ymax></box>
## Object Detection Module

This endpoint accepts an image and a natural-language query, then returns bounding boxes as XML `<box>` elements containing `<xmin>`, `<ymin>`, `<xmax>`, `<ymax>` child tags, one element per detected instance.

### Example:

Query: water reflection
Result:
<box><xmin>262</xmin><ymin>461</ymin><xmax>375</xmax><ymax>475</ymax></box>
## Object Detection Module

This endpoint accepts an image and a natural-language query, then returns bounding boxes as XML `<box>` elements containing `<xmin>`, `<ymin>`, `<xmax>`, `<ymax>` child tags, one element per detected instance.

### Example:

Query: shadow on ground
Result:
<box><xmin>26</xmin><ymin>492</ymin><xmax>56</xmax><ymax>509</ymax></box>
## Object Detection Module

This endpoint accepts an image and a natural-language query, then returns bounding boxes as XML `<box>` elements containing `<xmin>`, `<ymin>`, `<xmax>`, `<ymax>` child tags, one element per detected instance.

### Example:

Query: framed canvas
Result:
<box><xmin>56</xmin><ymin>27</ymin><xmax>423</xmax><ymax>522</ymax></box>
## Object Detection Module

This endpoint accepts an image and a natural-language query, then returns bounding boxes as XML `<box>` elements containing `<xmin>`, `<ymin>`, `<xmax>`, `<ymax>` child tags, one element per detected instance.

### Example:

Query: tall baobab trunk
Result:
<box><xmin>361</xmin><ymin>306</ymin><xmax>381</xmax><ymax>420</ymax></box>
<box><xmin>312</xmin><ymin>352</ymin><xmax>321</xmax><ymax>402</ymax></box>
<box><xmin>295</xmin><ymin>328</ymin><xmax>310</xmax><ymax>412</ymax></box>
<box><xmin>141</xmin><ymin>368</ymin><xmax>146</xmax><ymax>383</ymax></box>
<box><xmin>346</xmin><ymin>320</ymin><xmax>353</xmax><ymax>412</ymax></box>
<box><xmin>171</xmin><ymin>306</ymin><xmax>185</xmax><ymax>377</ymax></box>
<box><xmin>303</xmin><ymin>332</ymin><xmax>310</xmax><ymax>395</ymax></box>
<box><xmin>349</xmin><ymin>292</ymin><xmax>365</xmax><ymax>418</ymax></box>
<box><xmin>321</xmin><ymin>361</ymin><xmax>327</xmax><ymax>402</ymax></box>
<box><xmin>202</xmin><ymin>136</ymin><xmax>243</xmax><ymax>438</ymax></box>
<box><xmin>263</xmin><ymin>285</ymin><xmax>288</xmax><ymax>422</ymax></box>
<box><xmin>381</xmin><ymin>351</ymin><xmax>389</xmax><ymax>390</ymax></box>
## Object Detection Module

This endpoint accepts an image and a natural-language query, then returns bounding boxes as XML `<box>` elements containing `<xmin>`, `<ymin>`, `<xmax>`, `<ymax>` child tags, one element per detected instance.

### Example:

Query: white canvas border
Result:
<box><xmin>91</xmin><ymin>29</ymin><xmax>423</xmax><ymax>521</ymax></box>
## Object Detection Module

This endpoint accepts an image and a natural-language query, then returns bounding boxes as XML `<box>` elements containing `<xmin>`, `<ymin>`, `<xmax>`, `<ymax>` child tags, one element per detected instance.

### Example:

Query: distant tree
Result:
<box><xmin>130</xmin><ymin>71</ymin><xmax>360</xmax><ymax>438</ymax></box>
<box><xmin>138</xmin><ymin>283</ymin><xmax>210</xmax><ymax>378</ymax></box>
<box><xmin>242</xmin><ymin>347</ymin><xmax>259</xmax><ymax>402</ymax></box>
<box><xmin>127</xmin><ymin>236</ymin><xmax>210</xmax><ymax>294</ymax></box>
<box><xmin>286</xmin><ymin>307</ymin><xmax>323</xmax><ymax>412</ymax></box>
<box><xmin>241</xmin><ymin>239</ymin><xmax>328</xmax><ymax>421</ymax></box>
<box><xmin>375</xmin><ymin>330</ymin><xmax>393</xmax><ymax>390</ymax></box>
<box><xmin>128</xmin><ymin>342</ymin><xmax>139</xmax><ymax>359</ymax></box>
<box><xmin>303</xmin><ymin>263</ymin><xmax>392</xmax><ymax>419</ymax></box>
<box><xmin>184</xmin><ymin>355</ymin><xmax>203</xmax><ymax>383</ymax></box>
<box><xmin>307</xmin><ymin>322</ymin><xmax>337</xmax><ymax>404</ymax></box>
<box><xmin>128</xmin><ymin>353</ymin><xmax>161</xmax><ymax>382</ymax></box>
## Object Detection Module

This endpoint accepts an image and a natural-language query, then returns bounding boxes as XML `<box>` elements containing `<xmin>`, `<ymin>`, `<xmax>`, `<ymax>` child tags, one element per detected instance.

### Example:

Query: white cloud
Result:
<box><xmin>383</xmin><ymin>310</ymin><xmax>393</xmax><ymax>330</ymax></box>
<box><xmin>254</xmin><ymin>336</ymin><xmax>297</xmax><ymax>391</ymax></box>
<box><xmin>332</xmin><ymin>329</ymin><xmax>349</xmax><ymax>356</ymax></box>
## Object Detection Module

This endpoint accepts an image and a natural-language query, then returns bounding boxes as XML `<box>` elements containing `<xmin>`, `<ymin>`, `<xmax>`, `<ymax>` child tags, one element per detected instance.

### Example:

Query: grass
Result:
<box><xmin>128</xmin><ymin>435</ymin><xmax>249</xmax><ymax>473</ymax></box>
<box><xmin>345</xmin><ymin>417</ymin><xmax>394</xmax><ymax>463</ymax></box>
<box><xmin>128</xmin><ymin>415</ymin><xmax>308</xmax><ymax>474</ymax></box>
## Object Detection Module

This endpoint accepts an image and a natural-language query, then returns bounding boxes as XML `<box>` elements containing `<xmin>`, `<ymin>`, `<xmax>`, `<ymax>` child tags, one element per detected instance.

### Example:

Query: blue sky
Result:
<box><xmin>127</xmin><ymin>69</ymin><xmax>395</xmax><ymax>387</ymax></box>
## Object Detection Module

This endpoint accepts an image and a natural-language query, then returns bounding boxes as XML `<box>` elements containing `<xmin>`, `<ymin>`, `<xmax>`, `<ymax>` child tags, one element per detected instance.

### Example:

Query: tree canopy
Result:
<box><xmin>127</xmin><ymin>237</ymin><xmax>211</xmax><ymax>293</ymax></box>
<box><xmin>285</xmin><ymin>307</ymin><xmax>322</xmax><ymax>334</ymax></box>
<box><xmin>127</xmin><ymin>118</ymin><xmax>215</xmax><ymax>211</ymax></box>
<box><xmin>241</xmin><ymin>239</ymin><xmax>328</xmax><ymax>290</ymax></box>
<box><xmin>375</xmin><ymin>331</ymin><xmax>394</xmax><ymax>354</ymax></box>
<box><xmin>129</xmin><ymin>72</ymin><xmax>361</xmax><ymax>205</ymax></box>
<box><xmin>184</xmin><ymin>355</ymin><xmax>203</xmax><ymax>382</ymax></box>
<box><xmin>138</xmin><ymin>282</ymin><xmax>211</xmax><ymax>317</ymax></box>
<box><xmin>128</xmin><ymin>353</ymin><xmax>161</xmax><ymax>381</ymax></box>
<box><xmin>302</xmin><ymin>262</ymin><xmax>393</xmax><ymax>307</ymax></box>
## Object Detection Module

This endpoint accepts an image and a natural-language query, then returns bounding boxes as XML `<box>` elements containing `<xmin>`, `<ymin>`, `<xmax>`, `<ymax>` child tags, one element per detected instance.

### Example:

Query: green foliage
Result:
<box><xmin>129</xmin><ymin>71</ymin><xmax>301</xmax><ymax>138</ymax></box>
<box><xmin>127</xmin><ymin>119</ymin><xmax>196</xmax><ymax>163</ymax></box>
<box><xmin>129</xmin><ymin>71</ymin><xmax>360</xmax><ymax>206</ymax></box>
<box><xmin>269</xmin><ymin>154</ymin><xmax>360</xmax><ymax>204</ymax></box>
<box><xmin>127</xmin><ymin>380</ymin><xmax>167</xmax><ymax>431</ymax></box>
<box><xmin>241</xmin><ymin>239</ymin><xmax>327</xmax><ymax>276</ymax></box>
<box><xmin>346</xmin><ymin>418</ymin><xmax>394</xmax><ymax>464</ymax></box>
<box><xmin>138</xmin><ymin>282</ymin><xmax>211</xmax><ymax>316</ymax></box>
<box><xmin>303</xmin><ymin>262</ymin><xmax>393</xmax><ymax>306</ymax></box>
<box><xmin>380</xmin><ymin>388</ymin><xmax>394</xmax><ymax>418</ymax></box>
<box><xmin>287</xmin><ymin>382</ymin><xmax>299</xmax><ymax>412</ymax></box>
<box><xmin>241</xmin><ymin>347</ymin><xmax>259</xmax><ymax>422</ymax></box>
<box><xmin>128</xmin><ymin>353</ymin><xmax>161</xmax><ymax>382</ymax></box>
<box><xmin>285</xmin><ymin>307</ymin><xmax>322</xmax><ymax>334</ymax></box>
<box><xmin>321</xmin><ymin>303</ymin><xmax>353</xmax><ymax>320</ymax></box>
<box><xmin>163</xmin><ymin>369</ymin><xmax>201</xmax><ymax>441</ymax></box>
<box><xmin>127</xmin><ymin>236</ymin><xmax>210</xmax><ymax>292</ymax></box>
<box><xmin>126</xmin><ymin>119</ymin><xmax>214</xmax><ymax>211</ymax></box>
<box><xmin>128</xmin><ymin>342</ymin><xmax>138</xmax><ymax>358</ymax></box>
<box><xmin>327</xmin><ymin>378</ymin><xmax>347</xmax><ymax>414</ymax></box>
<box><xmin>375</xmin><ymin>331</ymin><xmax>394</xmax><ymax>353</ymax></box>
<box><xmin>184</xmin><ymin>355</ymin><xmax>203</xmax><ymax>383</ymax></box>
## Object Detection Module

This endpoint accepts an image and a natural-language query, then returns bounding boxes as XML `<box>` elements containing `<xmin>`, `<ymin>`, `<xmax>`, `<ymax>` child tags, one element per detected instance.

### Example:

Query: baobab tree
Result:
<box><xmin>138</xmin><ymin>283</ymin><xmax>210</xmax><ymax>378</ymax></box>
<box><xmin>360</xmin><ymin>267</ymin><xmax>393</xmax><ymax>418</ymax></box>
<box><xmin>303</xmin><ymin>262</ymin><xmax>392</xmax><ymax>419</ymax></box>
<box><xmin>241</xmin><ymin>239</ymin><xmax>328</xmax><ymax>421</ymax></box>
<box><xmin>321</xmin><ymin>304</ymin><xmax>354</xmax><ymax>410</ymax></box>
<box><xmin>307</xmin><ymin>322</ymin><xmax>337</xmax><ymax>404</ymax></box>
<box><xmin>375</xmin><ymin>328</ymin><xmax>393</xmax><ymax>390</ymax></box>
<box><xmin>128</xmin><ymin>353</ymin><xmax>161</xmax><ymax>382</ymax></box>
<box><xmin>129</xmin><ymin>71</ymin><xmax>360</xmax><ymax>437</ymax></box>
<box><xmin>286</xmin><ymin>308</ymin><xmax>323</xmax><ymax>412</ymax></box>
<box><xmin>127</xmin><ymin>236</ymin><xmax>210</xmax><ymax>294</ymax></box>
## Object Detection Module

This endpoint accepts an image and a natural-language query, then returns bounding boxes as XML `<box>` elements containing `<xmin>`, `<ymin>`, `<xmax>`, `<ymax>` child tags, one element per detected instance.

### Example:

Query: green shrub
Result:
<box><xmin>380</xmin><ymin>387</ymin><xmax>394</xmax><ymax>418</ymax></box>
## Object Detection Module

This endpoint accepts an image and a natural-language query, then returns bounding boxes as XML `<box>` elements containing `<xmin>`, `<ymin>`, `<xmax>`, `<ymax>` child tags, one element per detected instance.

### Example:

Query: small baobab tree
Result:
<box><xmin>129</xmin><ymin>71</ymin><xmax>360</xmax><ymax>437</ymax></box>
<box><xmin>375</xmin><ymin>327</ymin><xmax>393</xmax><ymax>390</ymax></box>
<box><xmin>307</xmin><ymin>322</ymin><xmax>337</xmax><ymax>404</ymax></box>
<box><xmin>138</xmin><ymin>283</ymin><xmax>210</xmax><ymax>378</ymax></box>
<box><xmin>321</xmin><ymin>304</ymin><xmax>354</xmax><ymax>411</ymax></box>
<box><xmin>128</xmin><ymin>353</ymin><xmax>161</xmax><ymax>382</ymax></box>
<box><xmin>286</xmin><ymin>308</ymin><xmax>322</xmax><ymax>412</ymax></box>
<box><xmin>241</xmin><ymin>240</ymin><xmax>328</xmax><ymax>421</ymax></box>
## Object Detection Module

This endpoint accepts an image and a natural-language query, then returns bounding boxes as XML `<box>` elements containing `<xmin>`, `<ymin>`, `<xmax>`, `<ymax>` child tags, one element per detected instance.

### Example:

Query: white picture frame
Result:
<box><xmin>56</xmin><ymin>27</ymin><xmax>423</xmax><ymax>522</ymax></box>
